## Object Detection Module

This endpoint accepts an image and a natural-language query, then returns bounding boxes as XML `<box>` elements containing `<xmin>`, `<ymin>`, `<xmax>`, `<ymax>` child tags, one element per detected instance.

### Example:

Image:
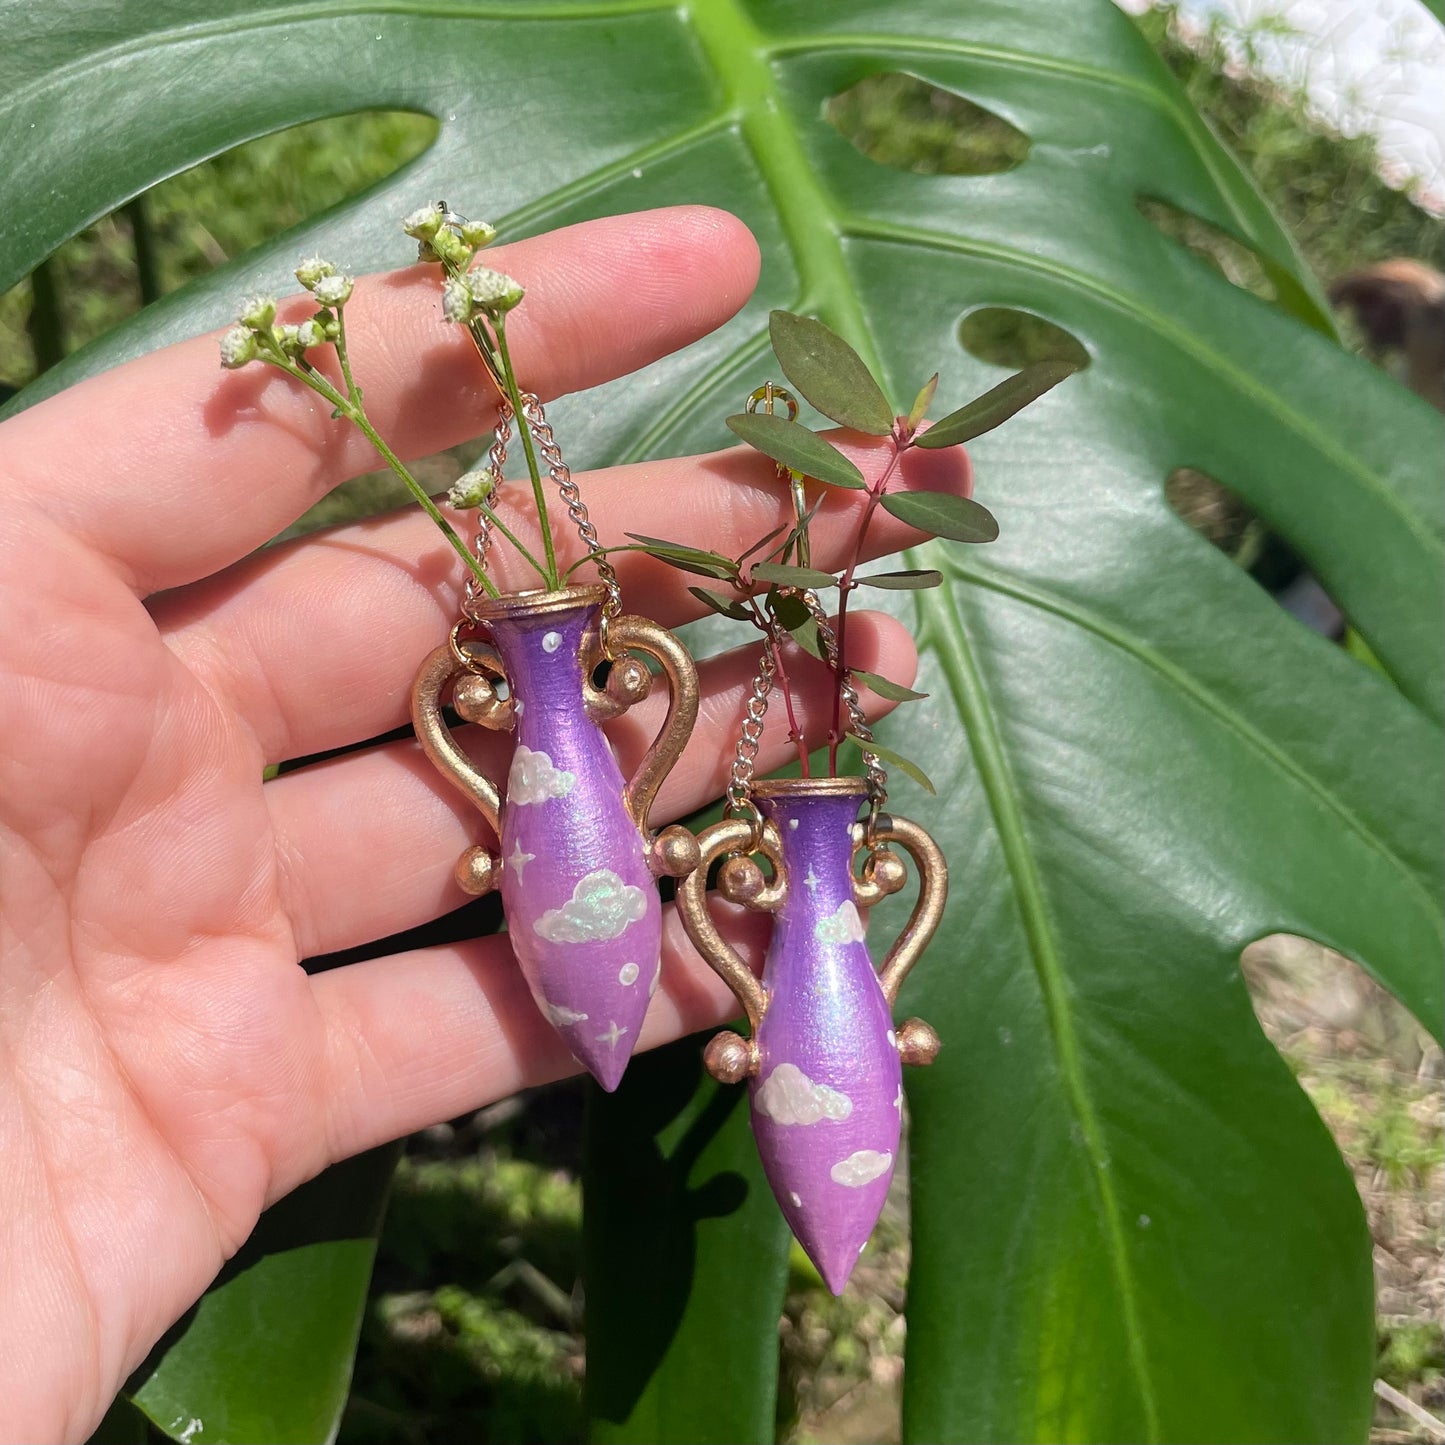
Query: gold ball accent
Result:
<box><xmin>453</xmin><ymin>846</ymin><xmax>496</xmax><ymax>896</ymax></box>
<box><xmin>704</xmin><ymin>1030</ymin><xmax>756</xmax><ymax>1084</ymax></box>
<box><xmin>866</xmin><ymin>849</ymin><xmax>908</xmax><ymax>897</ymax></box>
<box><xmin>897</xmin><ymin>1017</ymin><xmax>941</xmax><ymax>1067</ymax></box>
<box><xmin>653</xmin><ymin>824</ymin><xmax>701</xmax><ymax>878</ymax></box>
<box><xmin>453</xmin><ymin>674</ymin><xmax>509</xmax><ymax>728</ymax></box>
<box><xmin>605</xmin><ymin>655</ymin><xmax>652</xmax><ymax>708</ymax></box>
<box><xmin>719</xmin><ymin>854</ymin><xmax>766</xmax><ymax>906</ymax></box>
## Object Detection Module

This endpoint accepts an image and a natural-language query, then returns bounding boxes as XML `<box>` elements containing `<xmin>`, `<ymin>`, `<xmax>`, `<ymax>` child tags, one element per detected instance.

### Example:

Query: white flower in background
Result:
<box><xmin>814</xmin><ymin>900</ymin><xmax>867</xmax><ymax>945</ymax></box>
<box><xmin>507</xmin><ymin>746</ymin><xmax>575</xmax><ymax>806</ymax></box>
<box><xmin>830</xmin><ymin>1149</ymin><xmax>893</xmax><ymax>1188</ymax></box>
<box><xmin>534</xmin><ymin>870</ymin><xmax>647</xmax><ymax>944</ymax></box>
<box><xmin>754</xmin><ymin>1063</ymin><xmax>853</xmax><ymax>1126</ymax></box>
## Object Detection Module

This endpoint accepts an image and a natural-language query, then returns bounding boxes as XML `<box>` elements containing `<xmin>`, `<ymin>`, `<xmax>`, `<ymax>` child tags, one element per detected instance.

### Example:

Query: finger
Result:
<box><xmin>293</xmin><ymin>899</ymin><xmax>762</xmax><ymax>1201</ymax></box>
<box><xmin>4</xmin><ymin>208</ymin><xmax>759</xmax><ymax>593</ymax></box>
<box><xmin>267</xmin><ymin>611</ymin><xmax>917</xmax><ymax>959</ymax></box>
<box><xmin>157</xmin><ymin>436</ymin><xmax>968</xmax><ymax>764</ymax></box>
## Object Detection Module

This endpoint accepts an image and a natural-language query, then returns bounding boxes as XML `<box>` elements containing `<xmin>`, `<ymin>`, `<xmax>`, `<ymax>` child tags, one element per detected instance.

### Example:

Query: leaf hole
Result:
<box><xmin>1136</xmin><ymin>196</ymin><xmax>1278</xmax><ymax>304</ymax></box>
<box><xmin>957</xmin><ymin>308</ymin><xmax>1091</xmax><ymax>372</ymax></box>
<box><xmin>0</xmin><ymin>110</ymin><xmax>437</xmax><ymax>391</ymax></box>
<box><xmin>824</xmin><ymin>73</ymin><xmax>1030</xmax><ymax>177</ymax></box>
<box><xmin>1164</xmin><ymin>466</ymin><xmax>1344</xmax><ymax>636</ymax></box>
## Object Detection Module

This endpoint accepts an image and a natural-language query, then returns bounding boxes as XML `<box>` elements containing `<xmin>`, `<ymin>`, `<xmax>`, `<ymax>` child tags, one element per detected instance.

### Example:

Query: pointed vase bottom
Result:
<box><xmin>484</xmin><ymin>589</ymin><xmax>662</xmax><ymax>1091</ymax></box>
<box><xmin>749</xmin><ymin>780</ymin><xmax>902</xmax><ymax>1293</ymax></box>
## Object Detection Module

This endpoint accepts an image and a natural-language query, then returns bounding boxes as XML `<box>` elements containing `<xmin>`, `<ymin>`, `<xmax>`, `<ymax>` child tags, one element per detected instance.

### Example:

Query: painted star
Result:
<box><xmin>508</xmin><ymin>840</ymin><xmax>536</xmax><ymax>879</ymax></box>
<box><xmin>596</xmin><ymin>1020</ymin><xmax>629</xmax><ymax>1049</ymax></box>
<box><xmin>803</xmin><ymin>865</ymin><xmax>821</xmax><ymax>893</ymax></box>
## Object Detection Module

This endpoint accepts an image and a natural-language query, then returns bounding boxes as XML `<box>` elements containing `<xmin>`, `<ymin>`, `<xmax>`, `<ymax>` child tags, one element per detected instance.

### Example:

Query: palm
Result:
<box><xmin>0</xmin><ymin>209</ymin><xmax>965</xmax><ymax>1442</ymax></box>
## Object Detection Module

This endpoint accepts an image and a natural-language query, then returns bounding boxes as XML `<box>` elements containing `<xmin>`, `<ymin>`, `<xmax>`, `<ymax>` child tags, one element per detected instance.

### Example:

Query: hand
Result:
<box><xmin>0</xmin><ymin>206</ymin><xmax>969</xmax><ymax>1441</ymax></box>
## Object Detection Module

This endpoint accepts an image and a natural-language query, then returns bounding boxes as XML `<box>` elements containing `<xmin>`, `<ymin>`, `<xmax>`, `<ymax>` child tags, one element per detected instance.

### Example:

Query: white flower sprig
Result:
<box><xmin>406</xmin><ymin>203</ymin><xmax>560</xmax><ymax>589</ymax></box>
<box><xmin>218</xmin><ymin>251</ymin><xmax>512</xmax><ymax>598</ymax></box>
<box><xmin>218</xmin><ymin>205</ymin><xmax>559</xmax><ymax>596</ymax></box>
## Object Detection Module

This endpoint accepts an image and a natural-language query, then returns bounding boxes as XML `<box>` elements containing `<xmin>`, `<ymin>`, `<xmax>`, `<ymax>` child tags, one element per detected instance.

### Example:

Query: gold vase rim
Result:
<box><xmin>467</xmin><ymin>583</ymin><xmax>609</xmax><ymax>621</ymax></box>
<box><xmin>751</xmin><ymin>775</ymin><xmax>869</xmax><ymax>799</ymax></box>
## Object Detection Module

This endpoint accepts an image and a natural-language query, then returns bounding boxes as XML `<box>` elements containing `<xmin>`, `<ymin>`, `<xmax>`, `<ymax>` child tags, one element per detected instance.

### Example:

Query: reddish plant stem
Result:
<box><xmin>827</xmin><ymin>432</ymin><xmax>908</xmax><ymax>774</ymax></box>
<box><xmin>746</xmin><ymin>596</ymin><xmax>810</xmax><ymax>777</ymax></box>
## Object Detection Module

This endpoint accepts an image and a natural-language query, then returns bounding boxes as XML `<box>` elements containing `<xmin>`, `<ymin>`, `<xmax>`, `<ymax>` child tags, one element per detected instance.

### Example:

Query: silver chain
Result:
<box><xmin>726</xmin><ymin>641</ymin><xmax>776</xmax><ymax>818</ymax></box>
<box><xmin>462</xmin><ymin>392</ymin><xmax>623</xmax><ymax>626</ymax></box>
<box><xmin>722</xmin><ymin>381</ymin><xmax>888</xmax><ymax>822</ymax></box>
<box><xmin>797</xmin><ymin>590</ymin><xmax>887</xmax><ymax>803</ymax></box>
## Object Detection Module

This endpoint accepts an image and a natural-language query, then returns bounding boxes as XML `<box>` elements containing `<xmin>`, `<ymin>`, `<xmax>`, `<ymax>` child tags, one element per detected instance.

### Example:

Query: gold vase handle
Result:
<box><xmin>410</xmin><ymin>642</ymin><xmax>504</xmax><ymax>845</ymax></box>
<box><xmin>676</xmin><ymin>818</ymin><xmax>770</xmax><ymax>1043</ymax></box>
<box><xmin>606</xmin><ymin>613</ymin><xmax>702</xmax><ymax>878</ymax></box>
<box><xmin>862</xmin><ymin>815</ymin><xmax>948</xmax><ymax>1008</ymax></box>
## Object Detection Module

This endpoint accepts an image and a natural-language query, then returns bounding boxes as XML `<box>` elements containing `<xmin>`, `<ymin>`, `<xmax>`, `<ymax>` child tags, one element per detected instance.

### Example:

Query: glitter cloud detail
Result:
<box><xmin>508</xmin><ymin>745</ymin><xmax>576</xmax><ymax>805</ymax></box>
<box><xmin>754</xmin><ymin>1063</ymin><xmax>854</xmax><ymax>1126</ymax></box>
<box><xmin>534</xmin><ymin>869</ymin><xmax>648</xmax><ymax>944</ymax></box>
<box><xmin>814</xmin><ymin>900</ymin><xmax>867</xmax><ymax>945</ymax></box>
<box><xmin>830</xmin><ymin>1149</ymin><xmax>893</xmax><ymax>1188</ymax></box>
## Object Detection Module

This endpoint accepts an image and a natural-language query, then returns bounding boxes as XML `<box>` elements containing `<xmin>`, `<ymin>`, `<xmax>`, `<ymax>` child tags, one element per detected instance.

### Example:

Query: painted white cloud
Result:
<box><xmin>754</xmin><ymin>1062</ymin><xmax>854</xmax><ymax>1126</ymax></box>
<box><xmin>508</xmin><ymin>745</ymin><xmax>575</xmax><ymax>806</ymax></box>
<box><xmin>814</xmin><ymin>900</ymin><xmax>867</xmax><ymax>945</ymax></box>
<box><xmin>830</xmin><ymin>1149</ymin><xmax>893</xmax><ymax>1188</ymax></box>
<box><xmin>534</xmin><ymin>869</ymin><xmax>648</xmax><ymax>944</ymax></box>
<box><xmin>542</xmin><ymin>1001</ymin><xmax>589</xmax><ymax>1027</ymax></box>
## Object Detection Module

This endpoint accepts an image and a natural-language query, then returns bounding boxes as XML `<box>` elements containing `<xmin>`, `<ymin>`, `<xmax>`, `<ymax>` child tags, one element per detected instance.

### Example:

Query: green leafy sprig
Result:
<box><xmin>628</xmin><ymin>309</ymin><xmax>1077</xmax><ymax>789</ymax></box>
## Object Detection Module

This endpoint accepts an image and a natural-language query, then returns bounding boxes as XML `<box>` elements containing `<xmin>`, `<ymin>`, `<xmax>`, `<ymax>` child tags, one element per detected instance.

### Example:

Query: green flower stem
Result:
<box><xmin>334</xmin><ymin>308</ymin><xmax>362</xmax><ymax>407</ymax></box>
<box><xmin>474</xmin><ymin>497</ymin><xmax>548</xmax><ymax>582</ymax></box>
<box><xmin>273</xmin><ymin>348</ymin><xmax>500</xmax><ymax>600</ymax></box>
<box><xmin>492</xmin><ymin>314</ymin><xmax>560</xmax><ymax>589</ymax></box>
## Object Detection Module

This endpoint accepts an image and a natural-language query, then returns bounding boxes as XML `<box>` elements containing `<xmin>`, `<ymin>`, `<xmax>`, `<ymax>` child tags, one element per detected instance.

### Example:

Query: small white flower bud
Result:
<box><xmin>431</xmin><ymin>229</ymin><xmax>473</xmax><ymax>269</ymax></box>
<box><xmin>295</xmin><ymin>256</ymin><xmax>336</xmax><ymax>289</ymax></box>
<box><xmin>315</xmin><ymin>309</ymin><xmax>342</xmax><ymax>342</ymax></box>
<box><xmin>219</xmin><ymin>325</ymin><xmax>258</xmax><ymax>369</ymax></box>
<box><xmin>466</xmin><ymin>267</ymin><xmax>524</xmax><ymax>314</ymax></box>
<box><xmin>238</xmin><ymin>294</ymin><xmax>276</xmax><ymax>330</ymax></box>
<box><xmin>273</xmin><ymin>323</ymin><xmax>303</xmax><ymax>356</ymax></box>
<box><xmin>295</xmin><ymin>319</ymin><xmax>326</xmax><ymax>349</ymax></box>
<box><xmin>459</xmin><ymin>219</ymin><xmax>497</xmax><ymax>248</ymax></box>
<box><xmin>402</xmin><ymin>202</ymin><xmax>445</xmax><ymax>241</ymax></box>
<box><xmin>447</xmin><ymin>467</ymin><xmax>495</xmax><ymax>509</ymax></box>
<box><xmin>311</xmin><ymin>273</ymin><xmax>353</xmax><ymax>307</ymax></box>
<box><xmin>441</xmin><ymin>274</ymin><xmax>475</xmax><ymax>325</ymax></box>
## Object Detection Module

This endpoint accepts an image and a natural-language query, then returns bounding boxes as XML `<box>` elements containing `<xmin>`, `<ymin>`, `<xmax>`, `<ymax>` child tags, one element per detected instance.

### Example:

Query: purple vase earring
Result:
<box><xmin>411</xmin><ymin>392</ymin><xmax>699</xmax><ymax>1091</ymax></box>
<box><xmin>677</xmin><ymin>615</ymin><xmax>946</xmax><ymax>1292</ymax></box>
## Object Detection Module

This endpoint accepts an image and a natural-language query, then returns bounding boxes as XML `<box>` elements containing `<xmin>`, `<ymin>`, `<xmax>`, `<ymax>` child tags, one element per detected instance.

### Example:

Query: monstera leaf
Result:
<box><xmin>6</xmin><ymin>1</ymin><xmax>1442</xmax><ymax>1442</ymax></box>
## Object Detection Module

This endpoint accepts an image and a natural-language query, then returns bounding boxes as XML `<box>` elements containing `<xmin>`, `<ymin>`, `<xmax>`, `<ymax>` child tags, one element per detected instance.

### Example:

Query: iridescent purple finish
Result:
<box><xmin>750</xmin><ymin>782</ymin><xmax>903</xmax><ymax>1294</ymax></box>
<box><xmin>488</xmin><ymin>595</ymin><xmax>659</xmax><ymax>1091</ymax></box>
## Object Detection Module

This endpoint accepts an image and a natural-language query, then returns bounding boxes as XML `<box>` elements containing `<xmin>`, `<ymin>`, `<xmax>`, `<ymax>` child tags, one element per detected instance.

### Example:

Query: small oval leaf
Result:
<box><xmin>851</xmin><ymin>668</ymin><xmax>929</xmax><ymax>702</ymax></box>
<box><xmin>855</xmin><ymin>569</ymin><xmax>944</xmax><ymax>590</ymax></box>
<box><xmin>879</xmin><ymin>491</ymin><xmax>999</xmax><ymax>543</ymax></box>
<box><xmin>750</xmin><ymin>562</ymin><xmax>839</xmax><ymax>590</ymax></box>
<box><xmin>625</xmin><ymin>534</ymin><xmax>739</xmax><ymax>580</ymax></box>
<box><xmin>914</xmin><ymin>360</ymin><xmax>1077</xmax><ymax>449</ymax></box>
<box><xmin>768</xmin><ymin>310</ymin><xmax>895</xmax><ymax>434</ymax></box>
<box><xmin>844</xmin><ymin>733</ymin><xmax>937</xmax><ymax>794</ymax></box>
<box><xmin>687</xmin><ymin>586</ymin><xmax>751</xmax><ymax>621</ymax></box>
<box><xmin>726</xmin><ymin>412</ymin><xmax>866</xmax><ymax>489</ymax></box>
<box><xmin>906</xmin><ymin>372</ymin><xmax>939</xmax><ymax>431</ymax></box>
